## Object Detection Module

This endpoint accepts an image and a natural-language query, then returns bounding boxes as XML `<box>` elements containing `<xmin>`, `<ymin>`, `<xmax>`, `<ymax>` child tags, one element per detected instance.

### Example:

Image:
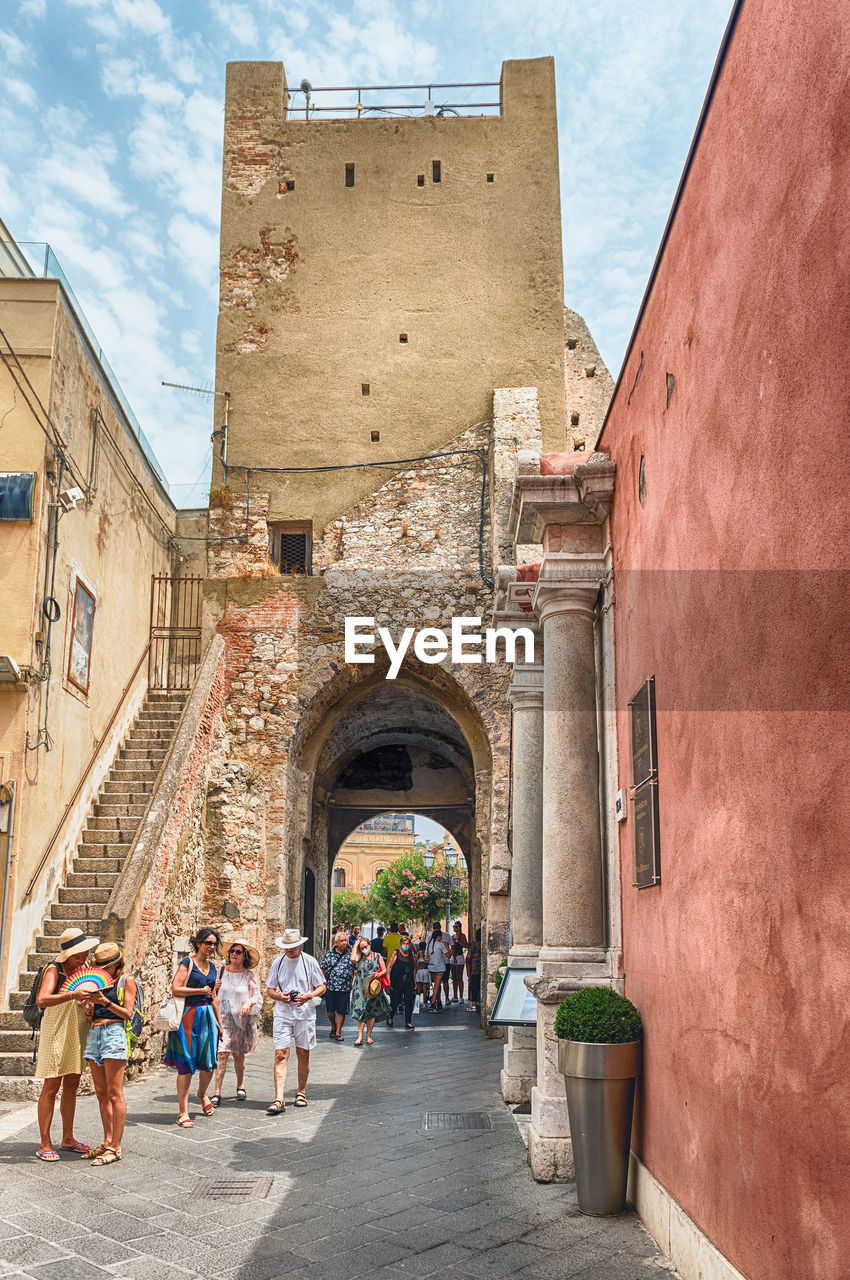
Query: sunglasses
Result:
<box><xmin>201</xmin><ymin>939</ymin><xmax>217</xmax><ymax>946</ymax></box>
<box><xmin>230</xmin><ymin>948</ymin><xmax>244</xmax><ymax>955</ymax></box>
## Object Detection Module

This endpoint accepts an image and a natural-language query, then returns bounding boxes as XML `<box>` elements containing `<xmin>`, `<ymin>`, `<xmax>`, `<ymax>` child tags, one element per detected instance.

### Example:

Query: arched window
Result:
<box><xmin>375</xmin><ymin>866</ymin><xmax>385</xmax><ymax>877</ymax></box>
<box><xmin>333</xmin><ymin>867</ymin><xmax>346</xmax><ymax>889</ymax></box>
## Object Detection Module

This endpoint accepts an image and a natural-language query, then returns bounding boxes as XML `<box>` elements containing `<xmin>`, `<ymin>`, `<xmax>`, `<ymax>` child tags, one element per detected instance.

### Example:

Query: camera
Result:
<box><xmin>288</xmin><ymin>990</ymin><xmax>300</xmax><ymax>1002</ymax></box>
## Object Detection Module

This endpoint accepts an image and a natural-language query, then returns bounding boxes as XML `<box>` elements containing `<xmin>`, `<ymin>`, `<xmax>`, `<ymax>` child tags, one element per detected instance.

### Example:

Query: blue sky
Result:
<box><xmin>1</xmin><ymin>0</ymin><xmax>731</xmax><ymax>495</ymax></box>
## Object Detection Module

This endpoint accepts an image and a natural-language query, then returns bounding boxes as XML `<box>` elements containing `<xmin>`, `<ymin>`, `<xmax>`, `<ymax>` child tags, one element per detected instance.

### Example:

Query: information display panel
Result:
<box><xmin>489</xmin><ymin>968</ymin><xmax>537</xmax><ymax>1026</ymax></box>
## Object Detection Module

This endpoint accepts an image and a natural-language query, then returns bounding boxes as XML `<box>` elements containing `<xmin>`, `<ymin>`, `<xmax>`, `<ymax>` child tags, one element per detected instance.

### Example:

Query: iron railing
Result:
<box><xmin>287</xmin><ymin>81</ymin><xmax>501</xmax><ymax>120</ymax></box>
<box><xmin>149</xmin><ymin>575</ymin><xmax>203</xmax><ymax>691</ymax></box>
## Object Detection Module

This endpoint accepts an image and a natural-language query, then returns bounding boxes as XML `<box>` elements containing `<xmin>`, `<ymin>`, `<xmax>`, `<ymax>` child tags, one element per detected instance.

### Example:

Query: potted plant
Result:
<box><xmin>554</xmin><ymin>986</ymin><xmax>643</xmax><ymax>1216</ymax></box>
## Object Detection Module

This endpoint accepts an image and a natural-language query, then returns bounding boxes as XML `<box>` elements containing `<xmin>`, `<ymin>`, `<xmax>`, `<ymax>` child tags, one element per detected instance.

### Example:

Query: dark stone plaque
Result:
<box><xmin>632</xmin><ymin>778</ymin><xmax>660</xmax><ymax>888</ymax></box>
<box><xmin>629</xmin><ymin>677</ymin><xmax>657</xmax><ymax>788</ymax></box>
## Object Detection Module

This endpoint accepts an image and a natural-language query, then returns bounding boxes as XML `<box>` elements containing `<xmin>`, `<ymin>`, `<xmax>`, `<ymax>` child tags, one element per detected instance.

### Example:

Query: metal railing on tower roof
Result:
<box><xmin>287</xmin><ymin>80</ymin><xmax>502</xmax><ymax>120</ymax></box>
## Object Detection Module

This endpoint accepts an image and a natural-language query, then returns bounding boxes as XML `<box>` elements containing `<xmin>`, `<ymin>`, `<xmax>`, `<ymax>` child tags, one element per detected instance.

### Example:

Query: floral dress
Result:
<box><xmin>218</xmin><ymin>968</ymin><xmax>262</xmax><ymax>1054</ymax></box>
<box><xmin>350</xmin><ymin>953</ymin><xmax>390</xmax><ymax>1024</ymax></box>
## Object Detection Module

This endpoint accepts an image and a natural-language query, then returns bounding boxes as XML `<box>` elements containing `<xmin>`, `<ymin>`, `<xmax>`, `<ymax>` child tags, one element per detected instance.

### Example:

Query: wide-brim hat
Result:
<box><xmin>226</xmin><ymin>937</ymin><xmax>260</xmax><ymax>968</ymax></box>
<box><xmin>54</xmin><ymin>928</ymin><xmax>99</xmax><ymax>964</ymax></box>
<box><xmin>274</xmin><ymin>928</ymin><xmax>309</xmax><ymax>949</ymax></box>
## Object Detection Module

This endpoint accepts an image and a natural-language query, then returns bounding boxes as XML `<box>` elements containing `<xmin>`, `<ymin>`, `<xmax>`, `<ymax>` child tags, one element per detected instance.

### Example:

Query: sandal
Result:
<box><xmin>294</xmin><ymin>1091</ymin><xmax>308</xmax><ymax>1108</ymax></box>
<box><xmin>81</xmin><ymin>1143</ymin><xmax>108</xmax><ymax>1161</ymax></box>
<box><xmin>366</xmin><ymin>1037</ymin><xmax>375</xmax><ymax>1045</ymax></box>
<box><xmin>176</xmin><ymin>1114</ymin><xmax>194</xmax><ymax>1128</ymax></box>
<box><xmin>198</xmin><ymin>1095</ymin><xmax>215</xmax><ymax>1117</ymax></box>
<box><xmin>266</xmin><ymin>1098</ymin><xmax>285</xmax><ymax>1115</ymax></box>
<box><xmin>92</xmin><ymin>1146</ymin><xmax>121</xmax><ymax>1166</ymax></box>
<box><xmin>236</xmin><ymin>1088</ymin><xmax>247</xmax><ymax>1101</ymax></box>
<box><xmin>60</xmin><ymin>1140</ymin><xmax>91</xmax><ymax>1155</ymax></box>
<box><xmin>210</xmin><ymin>1095</ymin><xmax>222</xmax><ymax>1107</ymax></box>
<box><xmin>36</xmin><ymin>1148</ymin><xmax>60</xmax><ymax>1162</ymax></box>
<box><xmin>353</xmin><ymin>1039</ymin><xmax>363</xmax><ymax>1047</ymax></box>
<box><xmin>333</xmin><ymin>1033</ymin><xmax>344</xmax><ymax>1042</ymax></box>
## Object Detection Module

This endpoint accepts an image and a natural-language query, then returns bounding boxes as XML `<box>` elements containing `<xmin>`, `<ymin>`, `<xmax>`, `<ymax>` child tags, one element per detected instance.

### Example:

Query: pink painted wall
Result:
<box><xmin>600</xmin><ymin>2</ymin><xmax>850</xmax><ymax>1277</ymax></box>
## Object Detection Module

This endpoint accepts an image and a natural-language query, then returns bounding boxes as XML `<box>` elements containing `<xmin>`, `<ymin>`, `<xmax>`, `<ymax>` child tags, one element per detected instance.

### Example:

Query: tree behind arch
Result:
<box><xmin>331</xmin><ymin>888</ymin><xmax>372</xmax><ymax>928</ymax></box>
<box><xmin>367</xmin><ymin>846</ymin><xmax>468</xmax><ymax>927</ymax></box>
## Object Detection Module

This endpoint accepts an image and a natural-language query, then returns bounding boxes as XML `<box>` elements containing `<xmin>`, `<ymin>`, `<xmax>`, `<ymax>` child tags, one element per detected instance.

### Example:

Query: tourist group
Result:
<box><xmin>27</xmin><ymin>919</ymin><xmax>482</xmax><ymax>1163</ymax></box>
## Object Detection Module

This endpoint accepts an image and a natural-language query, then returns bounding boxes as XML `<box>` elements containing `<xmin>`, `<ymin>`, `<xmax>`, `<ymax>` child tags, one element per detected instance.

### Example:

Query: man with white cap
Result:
<box><xmin>265</xmin><ymin>928</ymin><xmax>326</xmax><ymax>1115</ymax></box>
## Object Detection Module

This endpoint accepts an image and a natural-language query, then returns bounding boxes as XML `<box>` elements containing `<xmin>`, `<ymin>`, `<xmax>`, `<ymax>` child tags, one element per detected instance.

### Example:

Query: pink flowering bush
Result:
<box><xmin>367</xmin><ymin>846</ymin><xmax>469</xmax><ymax>927</ymax></box>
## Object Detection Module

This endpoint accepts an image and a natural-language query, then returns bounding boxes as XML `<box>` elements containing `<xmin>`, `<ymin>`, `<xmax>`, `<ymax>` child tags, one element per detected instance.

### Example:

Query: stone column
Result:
<box><xmin>527</xmin><ymin>580</ymin><xmax>607</xmax><ymax>1181</ymax></box>
<box><xmin>500</xmin><ymin>660</ymin><xmax>544</xmax><ymax>1103</ymax></box>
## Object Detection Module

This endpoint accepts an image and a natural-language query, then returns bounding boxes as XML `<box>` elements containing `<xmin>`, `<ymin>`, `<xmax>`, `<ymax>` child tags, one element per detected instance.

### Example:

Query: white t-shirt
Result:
<box><xmin>427</xmin><ymin>938</ymin><xmax>449</xmax><ymax>972</ymax></box>
<box><xmin>268</xmin><ymin>952</ymin><xmax>325</xmax><ymax>1022</ymax></box>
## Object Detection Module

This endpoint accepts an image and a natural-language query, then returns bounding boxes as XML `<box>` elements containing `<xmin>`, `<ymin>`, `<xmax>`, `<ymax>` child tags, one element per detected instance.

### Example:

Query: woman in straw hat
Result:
<box><xmin>80</xmin><ymin>941</ymin><xmax>137</xmax><ymax>1166</ymax></box>
<box><xmin>350</xmin><ymin>934</ymin><xmax>390</xmax><ymax>1046</ymax></box>
<box><xmin>33</xmin><ymin>927</ymin><xmax>99</xmax><ymax>1161</ymax></box>
<box><xmin>210</xmin><ymin>938</ymin><xmax>263</xmax><ymax>1106</ymax></box>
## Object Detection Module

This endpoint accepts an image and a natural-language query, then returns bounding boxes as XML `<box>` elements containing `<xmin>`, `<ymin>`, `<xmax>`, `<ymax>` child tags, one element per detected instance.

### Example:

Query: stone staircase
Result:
<box><xmin>0</xmin><ymin>690</ymin><xmax>187</xmax><ymax>1097</ymax></box>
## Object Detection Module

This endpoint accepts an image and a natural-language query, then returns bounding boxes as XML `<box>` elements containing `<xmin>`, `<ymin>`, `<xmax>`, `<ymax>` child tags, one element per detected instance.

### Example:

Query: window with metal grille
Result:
<box><xmin>333</xmin><ymin>867</ymin><xmax>346</xmax><ymax>888</ymax></box>
<box><xmin>269</xmin><ymin>525</ymin><xmax>311</xmax><ymax>575</ymax></box>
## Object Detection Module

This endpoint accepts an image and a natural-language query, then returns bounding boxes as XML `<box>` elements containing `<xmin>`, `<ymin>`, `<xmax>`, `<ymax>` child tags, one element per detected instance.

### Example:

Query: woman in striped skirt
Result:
<box><xmin>163</xmin><ymin>927</ymin><xmax>223</xmax><ymax>1127</ymax></box>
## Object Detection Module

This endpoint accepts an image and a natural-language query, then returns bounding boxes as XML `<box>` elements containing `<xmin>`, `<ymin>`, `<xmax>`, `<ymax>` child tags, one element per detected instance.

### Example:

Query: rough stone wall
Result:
<box><xmin>492</xmin><ymin>387</ymin><xmax>544</xmax><ymax>569</ymax></box>
<box><xmin>125</xmin><ymin>657</ymin><xmax>224</xmax><ymax>1078</ymax></box>
<box><xmin>564</xmin><ymin>306</ymin><xmax>615</xmax><ymax>451</ymax></box>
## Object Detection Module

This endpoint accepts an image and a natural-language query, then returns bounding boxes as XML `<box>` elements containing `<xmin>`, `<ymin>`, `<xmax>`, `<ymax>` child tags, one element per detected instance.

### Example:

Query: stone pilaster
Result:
<box><xmin>500</xmin><ymin>654</ymin><xmax>544</xmax><ymax>1103</ymax></box>
<box><xmin>527</xmin><ymin>577</ymin><xmax>608</xmax><ymax>1180</ymax></box>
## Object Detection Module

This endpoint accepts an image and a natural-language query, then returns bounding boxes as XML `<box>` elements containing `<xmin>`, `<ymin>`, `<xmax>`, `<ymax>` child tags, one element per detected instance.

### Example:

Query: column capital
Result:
<box><xmin>509</xmin><ymin>670</ymin><xmax>544</xmax><ymax>710</ymax></box>
<box><xmin>533</xmin><ymin>579</ymin><xmax>600</xmax><ymax>626</ymax></box>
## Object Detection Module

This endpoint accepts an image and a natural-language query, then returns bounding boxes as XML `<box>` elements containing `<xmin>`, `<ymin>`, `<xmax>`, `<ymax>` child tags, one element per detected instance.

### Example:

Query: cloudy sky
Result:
<box><xmin>1</xmin><ymin>0</ymin><xmax>731</xmax><ymax>497</ymax></box>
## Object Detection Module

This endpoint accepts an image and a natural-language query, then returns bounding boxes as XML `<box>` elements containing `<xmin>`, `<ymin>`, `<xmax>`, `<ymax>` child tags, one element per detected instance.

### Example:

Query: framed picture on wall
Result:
<box><xmin>67</xmin><ymin>578</ymin><xmax>96</xmax><ymax>695</ymax></box>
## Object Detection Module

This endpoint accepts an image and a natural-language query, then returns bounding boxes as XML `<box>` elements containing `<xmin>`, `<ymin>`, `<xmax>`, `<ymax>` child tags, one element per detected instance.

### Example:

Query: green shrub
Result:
<box><xmin>493</xmin><ymin>960</ymin><xmax>508</xmax><ymax>990</ymax></box>
<box><xmin>554</xmin><ymin>986</ymin><xmax>642</xmax><ymax>1044</ymax></box>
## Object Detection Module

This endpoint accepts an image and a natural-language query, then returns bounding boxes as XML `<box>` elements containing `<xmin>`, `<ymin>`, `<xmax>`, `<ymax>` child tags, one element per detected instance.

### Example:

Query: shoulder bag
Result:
<box><xmin>153</xmin><ymin>957</ymin><xmax>190</xmax><ymax>1033</ymax></box>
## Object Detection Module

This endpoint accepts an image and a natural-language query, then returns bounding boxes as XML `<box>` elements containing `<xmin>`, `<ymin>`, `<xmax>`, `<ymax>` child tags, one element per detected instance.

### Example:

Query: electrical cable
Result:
<box><xmin>0</xmin><ymin>325</ymin><xmax>89</xmax><ymax>493</ymax></box>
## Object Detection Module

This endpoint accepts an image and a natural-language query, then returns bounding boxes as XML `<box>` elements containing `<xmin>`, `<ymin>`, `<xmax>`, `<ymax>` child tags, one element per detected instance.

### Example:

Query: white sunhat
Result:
<box><xmin>54</xmin><ymin>927</ymin><xmax>100</xmax><ymax>964</ymax></box>
<box><xmin>274</xmin><ymin>928</ymin><xmax>309</xmax><ymax>949</ymax></box>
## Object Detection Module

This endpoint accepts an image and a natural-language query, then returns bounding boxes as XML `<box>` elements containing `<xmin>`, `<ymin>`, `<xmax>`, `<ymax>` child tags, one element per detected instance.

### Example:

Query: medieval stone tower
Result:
<box><xmin>202</xmin><ymin>58</ymin><xmax>611</xmax><ymax>1003</ymax></box>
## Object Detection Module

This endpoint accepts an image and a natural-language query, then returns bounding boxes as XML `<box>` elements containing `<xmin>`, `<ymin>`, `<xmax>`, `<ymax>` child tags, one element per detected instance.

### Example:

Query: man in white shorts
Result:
<box><xmin>265</xmin><ymin>928</ymin><xmax>326</xmax><ymax>1115</ymax></box>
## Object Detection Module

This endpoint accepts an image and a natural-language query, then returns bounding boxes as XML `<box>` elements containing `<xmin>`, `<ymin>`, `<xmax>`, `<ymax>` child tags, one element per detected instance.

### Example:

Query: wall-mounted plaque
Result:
<box><xmin>631</xmin><ymin>778</ymin><xmax>660</xmax><ymax>888</ymax></box>
<box><xmin>489</xmin><ymin>968</ymin><xmax>538</xmax><ymax>1026</ymax></box>
<box><xmin>628</xmin><ymin>676</ymin><xmax>657</xmax><ymax>788</ymax></box>
<box><xmin>629</xmin><ymin>677</ymin><xmax>660</xmax><ymax>887</ymax></box>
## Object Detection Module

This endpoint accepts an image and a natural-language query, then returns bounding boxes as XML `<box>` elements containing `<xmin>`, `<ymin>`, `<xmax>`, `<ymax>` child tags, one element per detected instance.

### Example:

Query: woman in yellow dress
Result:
<box><xmin>34</xmin><ymin>928</ymin><xmax>99</xmax><ymax>1161</ymax></box>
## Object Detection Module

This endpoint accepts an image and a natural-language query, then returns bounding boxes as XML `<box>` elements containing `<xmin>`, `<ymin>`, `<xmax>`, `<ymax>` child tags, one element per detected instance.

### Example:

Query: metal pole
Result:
<box><xmin>0</xmin><ymin>780</ymin><xmax>18</xmax><ymax>1001</ymax></box>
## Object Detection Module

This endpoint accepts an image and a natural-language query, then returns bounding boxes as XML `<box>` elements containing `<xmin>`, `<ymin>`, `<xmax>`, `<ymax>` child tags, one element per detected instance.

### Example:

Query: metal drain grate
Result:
<box><xmin>188</xmin><ymin>1175</ymin><xmax>274</xmax><ymax>1201</ymax></box>
<box><xmin>421</xmin><ymin>1112</ymin><xmax>494</xmax><ymax>1131</ymax></box>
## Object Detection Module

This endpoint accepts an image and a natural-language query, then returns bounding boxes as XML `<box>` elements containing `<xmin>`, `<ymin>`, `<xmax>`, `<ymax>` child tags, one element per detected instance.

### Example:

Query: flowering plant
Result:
<box><xmin>367</xmin><ymin>846</ymin><xmax>469</xmax><ymax>927</ymax></box>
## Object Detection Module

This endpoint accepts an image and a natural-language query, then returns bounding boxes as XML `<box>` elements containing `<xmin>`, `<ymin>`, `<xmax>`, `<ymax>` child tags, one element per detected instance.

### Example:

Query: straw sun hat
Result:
<box><xmin>226</xmin><ymin>938</ymin><xmax>260</xmax><ymax>968</ymax></box>
<box><xmin>54</xmin><ymin>927</ymin><xmax>99</xmax><ymax>964</ymax></box>
<box><xmin>274</xmin><ymin>928</ymin><xmax>309</xmax><ymax>950</ymax></box>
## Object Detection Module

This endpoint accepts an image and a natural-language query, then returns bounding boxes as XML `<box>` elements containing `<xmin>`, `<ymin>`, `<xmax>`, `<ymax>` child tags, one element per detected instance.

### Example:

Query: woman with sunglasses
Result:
<box><xmin>349</xmin><ymin>934</ymin><xmax>389</xmax><ymax>1046</ymax></box>
<box><xmin>164</xmin><ymin>927</ymin><xmax>223</xmax><ymax>1127</ymax></box>
<box><xmin>210</xmin><ymin>939</ymin><xmax>263</xmax><ymax>1105</ymax></box>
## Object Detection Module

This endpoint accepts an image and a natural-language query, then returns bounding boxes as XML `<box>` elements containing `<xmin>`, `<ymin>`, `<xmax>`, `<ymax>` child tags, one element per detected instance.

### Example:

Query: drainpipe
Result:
<box><xmin>0</xmin><ymin>780</ymin><xmax>18</xmax><ymax>1001</ymax></box>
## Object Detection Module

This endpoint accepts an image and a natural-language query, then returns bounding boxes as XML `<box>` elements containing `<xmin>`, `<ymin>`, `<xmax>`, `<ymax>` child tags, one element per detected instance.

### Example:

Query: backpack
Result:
<box><xmin>117</xmin><ymin>974</ymin><xmax>145</xmax><ymax>1049</ymax></box>
<box><xmin>22</xmin><ymin>963</ymin><xmax>53</xmax><ymax>1032</ymax></box>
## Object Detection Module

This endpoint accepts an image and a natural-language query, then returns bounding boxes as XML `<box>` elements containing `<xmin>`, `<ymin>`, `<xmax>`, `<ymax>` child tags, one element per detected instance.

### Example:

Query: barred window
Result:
<box><xmin>333</xmin><ymin>867</ymin><xmax>346</xmax><ymax>888</ymax></box>
<box><xmin>269</xmin><ymin>523</ymin><xmax>312</xmax><ymax>575</ymax></box>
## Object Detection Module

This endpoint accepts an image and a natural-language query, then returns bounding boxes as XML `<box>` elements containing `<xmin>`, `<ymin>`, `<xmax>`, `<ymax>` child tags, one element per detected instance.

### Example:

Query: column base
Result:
<box><xmin>528</xmin><ymin>1085</ymin><xmax>574</xmax><ymax>1181</ymax></box>
<box><xmin>500</xmin><ymin>1025</ymin><xmax>536</xmax><ymax>1103</ymax></box>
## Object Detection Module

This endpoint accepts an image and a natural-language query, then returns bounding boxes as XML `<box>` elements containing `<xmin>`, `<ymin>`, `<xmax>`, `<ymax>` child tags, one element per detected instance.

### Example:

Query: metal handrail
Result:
<box><xmin>24</xmin><ymin>640</ymin><xmax>152</xmax><ymax>898</ymax></box>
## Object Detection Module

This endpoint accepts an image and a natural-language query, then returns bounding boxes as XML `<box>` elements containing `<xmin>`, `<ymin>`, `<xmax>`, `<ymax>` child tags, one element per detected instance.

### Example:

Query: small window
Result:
<box><xmin>566</xmin><ymin>338</ymin><xmax>578</xmax><ymax>350</ymax></box>
<box><xmin>345</xmin><ymin>163</ymin><xmax>355</xmax><ymax>188</ymax></box>
<box><xmin>371</xmin><ymin>431</ymin><xmax>380</xmax><ymax>443</ymax></box>
<box><xmin>399</xmin><ymin>333</ymin><xmax>408</xmax><ymax>344</ymax></box>
<box><xmin>0</xmin><ymin>472</ymin><xmax>36</xmax><ymax>521</ymax></box>
<box><xmin>585</xmin><ymin>365</ymin><xmax>597</xmax><ymax>378</ymax></box>
<box><xmin>486</xmin><ymin>173</ymin><xmax>494</xmax><ymax>182</ymax></box>
<box><xmin>570</xmin><ymin>412</ymin><xmax>580</xmax><ymax>427</ymax></box>
<box><xmin>361</xmin><ymin>383</ymin><xmax>370</xmax><ymax>396</ymax></box>
<box><xmin>417</xmin><ymin>174</ymin><xmax>425</xmax><ymax>186</ymax></box>
<box><xmin>333</xmin><ymin>867</ymin><xmax>346</xmax><ymax>889</ymax></box>
<box><xmin>432</xmin><ymin>160</ymin><xmax>441</xmax><ymax>183</ymax></box>
<box><xmin>639</xmin><ymin>456</ymin><xmax>647</xmax><ymax>506</ymax></box>
<box><xmin>269</xmin><ymin>524</ymin><xmax>312</xmax><ymax>575</ymax></box>
<box><xmin>67</xmin><ymin>578</ymin><xmax>96</xmax><ymax>695</ymax></box>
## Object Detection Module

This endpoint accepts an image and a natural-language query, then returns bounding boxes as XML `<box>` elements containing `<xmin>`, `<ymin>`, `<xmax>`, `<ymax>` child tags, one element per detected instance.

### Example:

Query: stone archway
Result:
<box><xmin>284</xmin><ymin>663</ymin><xmax>494</xmax><ymax>961</ymax></box>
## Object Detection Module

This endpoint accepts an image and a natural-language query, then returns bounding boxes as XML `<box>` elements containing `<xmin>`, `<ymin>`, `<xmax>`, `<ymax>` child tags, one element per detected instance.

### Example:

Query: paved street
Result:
<box><xmin>0</xmin><ymin>1007</ymin><xmax>676</xmax><ymax>1280</ymax></box>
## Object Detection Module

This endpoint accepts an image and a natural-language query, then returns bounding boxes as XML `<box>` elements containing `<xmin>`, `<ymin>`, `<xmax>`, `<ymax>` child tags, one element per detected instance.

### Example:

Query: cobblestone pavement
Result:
<box><xmin>0</xmin><ymin>1005</ymin><xmax>677</xmax><ymax>1280</ymax></box>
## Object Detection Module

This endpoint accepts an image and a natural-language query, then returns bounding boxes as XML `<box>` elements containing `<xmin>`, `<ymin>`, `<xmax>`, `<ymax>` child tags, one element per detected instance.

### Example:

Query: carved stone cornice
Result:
<box><xmin>509</xmin><ymin>456</ymin><xmax>616</xmax><ymax>545</ymax></box>
<box><xmin>533</xmin><ymin>557</ymin><xmax>607</xmax><ymax>625</ymax></box>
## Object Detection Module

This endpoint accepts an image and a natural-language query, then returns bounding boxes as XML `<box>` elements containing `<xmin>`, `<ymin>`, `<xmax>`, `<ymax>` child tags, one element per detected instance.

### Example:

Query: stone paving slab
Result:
<box><xmin>0</xmin><ymin>1004</ymin><xmax>678</xmax><ymax>1279</ymax></box>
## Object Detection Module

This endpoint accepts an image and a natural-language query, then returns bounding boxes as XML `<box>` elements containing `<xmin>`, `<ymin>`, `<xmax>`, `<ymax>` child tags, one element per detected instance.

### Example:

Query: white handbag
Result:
<box><xmin>153</xmin><ymin>991</ymin><xmax>184</xmax><ymax>1033</ymax></box>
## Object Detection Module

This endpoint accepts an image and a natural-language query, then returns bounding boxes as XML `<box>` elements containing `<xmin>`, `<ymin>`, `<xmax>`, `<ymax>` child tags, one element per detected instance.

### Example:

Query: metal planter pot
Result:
<box><xmin>558</xmin><ymin>1038</ymin><xmax>642</xmax><ymax>1216</ymax></box>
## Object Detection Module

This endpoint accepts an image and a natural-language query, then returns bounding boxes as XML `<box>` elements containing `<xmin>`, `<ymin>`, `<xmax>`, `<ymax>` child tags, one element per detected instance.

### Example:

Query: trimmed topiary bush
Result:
<box><xmin>554</xmin><ymin>986</ymin><xmax>642</xmax><ymax>1044</ymax></box>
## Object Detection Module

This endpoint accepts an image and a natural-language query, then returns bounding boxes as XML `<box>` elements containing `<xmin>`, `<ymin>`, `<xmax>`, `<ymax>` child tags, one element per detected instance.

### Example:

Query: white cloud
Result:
<box><xmin>168</xmin><ymin>214</ymin><xmax>219</xmax><ymax>292</ymax></box>
<box><xmin>37</xmin><ymin>141</ymin><xmax>130</xmax><ymax>217</ymax></box>
<box><xmin>211</xmin><ymin>0</ymin><xmax>259</xmax><ymax>47</ymax></box>
<box><xmin>20</xmin><ymin>0</ymin><xmax>47</xmax><ymax>17</ymax></box>
<box><xmin>5</xmin><ymin>78</ymin><xmax>37</xmax><ymax>107</ymax></box>
<box><xmin>0</xmin><ymin>32</ymin><xmax>29</xmax><ymax>63</ymax></box>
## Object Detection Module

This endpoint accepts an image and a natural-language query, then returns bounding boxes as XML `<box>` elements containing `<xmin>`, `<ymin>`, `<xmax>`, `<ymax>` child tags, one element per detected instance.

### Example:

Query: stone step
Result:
<box><xmin>74</xmin><ymin>857</ymin><xmax>122</xmax><ymax>874</ymax></box>
<box><xmin>50</xmin><ymin>902</ymin><xmax>99</xmax><ymax>923</ymax></box>
<box><xmin>93</xmin><ymin>803</ymin><xmax>147</xmax><ymax>818</ymax></box>
<box><xmin>42</xmin><ymin>914</ymin><xmax>105</xmax><ymax>937</ymax></box>
<box><xmin>109</xmin><ymin>767</ymin><xmax>159</xmax><ymax>782</ymax></box>
<box><xmin>0</xmin><ymin>1030</ymin><xmax>37</xmax><ymax>1054</ymax></box>
<box><xmin>85</xmin><ymin>817</ymin><xmax>139</xmax><ymax>835</ymax></box>
<box><xmin>119</xmin><ymin>747</ymin><xmax>167</xmax><ymax>761</ymax></box>
<box><xmin>9</xmin><ymin>992</ymin><xmax>29</xmax><ymax>1010</ymax></box>
<box><xmin>65</xmin><ymin>871</ymin><xmax>119</xmax><ymax>890</ymax></box>
<box><xmin>58</xmin><ymin>886</ymin><xmax>111</xmax><ymax>904</ymax></box>
<box><xmin>0</xmin><ymin>1011</ymin><xmax>27</xmax><ymax>1030</ymax></box>
<box><xmin>0</xmin><ymin>1052</ymin><xmax>36</xmax><ymax>1077</ymax></box>
<box><xmin>75</xmin><ymin>842</ymin><xmax>130</xmax><ymax>859</ymax></box>
<box><xmin>100</xmin><ymin>781</ymin><xmax>146</xmax><ymax>795</ymax></box>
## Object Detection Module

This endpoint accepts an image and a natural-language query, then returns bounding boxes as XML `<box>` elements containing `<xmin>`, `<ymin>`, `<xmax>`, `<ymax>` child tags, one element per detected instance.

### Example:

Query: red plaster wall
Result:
<box><xmin>601</xmin><ymin>2</ymin><xmax>850</xmax><ymax>1277</ymax></box>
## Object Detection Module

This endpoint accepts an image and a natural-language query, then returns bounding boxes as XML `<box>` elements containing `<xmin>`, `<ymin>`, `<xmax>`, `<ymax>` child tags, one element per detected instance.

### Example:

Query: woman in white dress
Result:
<box><xmin>211</xmin><ymin>939</ymin><xmax>263</xmax><ymax>1105</ymax></box>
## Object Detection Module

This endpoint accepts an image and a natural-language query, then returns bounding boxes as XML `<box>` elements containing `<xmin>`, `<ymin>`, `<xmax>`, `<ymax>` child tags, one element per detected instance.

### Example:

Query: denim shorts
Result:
<box><xmin>85</xmin><ymin>1022</ymin><xmax>129</xmax><ymax>1065</ymax></box>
